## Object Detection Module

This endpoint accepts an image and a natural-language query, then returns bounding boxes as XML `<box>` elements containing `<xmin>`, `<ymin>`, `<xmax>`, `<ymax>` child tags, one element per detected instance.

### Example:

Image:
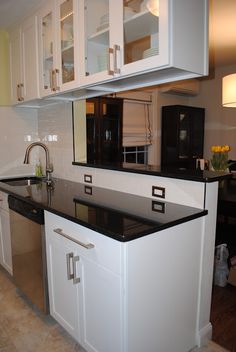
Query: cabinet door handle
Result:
<box><xmin>20</xmin><ymin>83</ymin><xmax>24</xmax><ymax>101</ymax></box>
<box><xmin>54</xmin><ymin>68</ymin><xmax>60</xmax><ymax>91</ymax></box>
<box><xmin>113</xmin><ymin>44</ymin><xmax>120</xmax><ymax>74</ymax></box>
<box><xmin>17</xmin><ymin>84</ymin><xmax>21</xmax><ymax>101</ymax></box>
<box><xmin>66</xmin><ymin>252</ymin><xmax>74</xmax><ymax>280</ymax></box>
<box><xmin>72</xmin><ymin>256</ymin><xmax>80</xmax><ymax>284</ymax></box>
<box><xmin>53</xmin><ymin>228</ymin><xmax>95</xmax><ymax>249</ymax></box>
<box><xmin>17</xmin><ymin>84</ymin><xmax>24</xmax><ymax>101</ymax></box>
<box><xmin>107</xmin><ymin>47</ymin><xmax>114</xmax><ymax>75</ymax></box>
<box><xmin>51</xmin><ymin>70</ymin><xmax>57</xmax><ymax>91</ymax></box>
<box><xmin>50</xmin><ymin>69</ymin><xmax>54</xmax><ymax>91</ymax></box>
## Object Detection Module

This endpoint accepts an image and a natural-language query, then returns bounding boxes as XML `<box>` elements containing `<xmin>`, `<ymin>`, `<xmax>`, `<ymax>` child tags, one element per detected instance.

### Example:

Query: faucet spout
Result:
<box><xmin>24</xmin><ymin>142</ymin><xmax>53</xmax><ymax>183</ymax></box>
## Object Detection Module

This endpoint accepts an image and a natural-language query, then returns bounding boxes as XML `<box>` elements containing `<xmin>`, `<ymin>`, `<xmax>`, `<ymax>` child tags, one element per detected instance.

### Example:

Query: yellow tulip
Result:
<box><xmin>221</xmin><ymin>146</ymin><xmax>226</xmax><ymax>152</ymax></box>
<box><xmin>225</xmin><ymin>145</ymin><xmax>230</xmax><ymax>152</ymax></box>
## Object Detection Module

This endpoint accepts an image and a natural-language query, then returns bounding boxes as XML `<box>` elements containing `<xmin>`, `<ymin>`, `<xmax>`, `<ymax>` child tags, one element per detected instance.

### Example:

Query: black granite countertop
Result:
<box><xmin>73</xmin><ymin>162</ymin><xmax>232</xmax><ymax>182</ymax></box>
<box><xmin>0</xmin><ymin>177</ymin><xmax>207</xmax><ymax>242</ymax></box>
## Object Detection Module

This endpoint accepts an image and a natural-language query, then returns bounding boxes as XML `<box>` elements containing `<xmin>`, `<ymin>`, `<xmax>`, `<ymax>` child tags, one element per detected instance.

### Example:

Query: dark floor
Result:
<box><xmin>211</xmin><ymin>283</ymin><xmax>236</xmax><ymax>352</ymax></box>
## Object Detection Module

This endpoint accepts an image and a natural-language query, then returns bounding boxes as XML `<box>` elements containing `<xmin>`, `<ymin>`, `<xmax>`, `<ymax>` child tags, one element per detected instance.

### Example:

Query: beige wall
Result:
<box><xmin>191</xmin><ymin>64</ymin><xmax>236</xmax><ymax>161</ymax></box>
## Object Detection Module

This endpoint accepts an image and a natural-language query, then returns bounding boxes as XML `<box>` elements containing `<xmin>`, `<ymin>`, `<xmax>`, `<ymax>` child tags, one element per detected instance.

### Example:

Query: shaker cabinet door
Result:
<box><xmin>9</xmin><ymin>15</ymin><xmax>40</xmax><ymax>104</ymax></box>
<box><xmin>9</xmin><ymin>28</ymin><xmax>22</xmax><ymax>104</ymax></box>
<box><xmin>46</xmin><ymin>230</ymin><xmax>81</xmax><ymax>341</ymax></box>
<box><xmin>80</xmin><ymin>257</ymin><xmax>122</xmax><ymax>352</ymax></box>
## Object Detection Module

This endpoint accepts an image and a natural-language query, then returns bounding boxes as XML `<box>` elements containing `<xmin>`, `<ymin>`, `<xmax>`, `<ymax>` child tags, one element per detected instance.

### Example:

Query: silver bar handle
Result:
<box><xmin>72</xmin><ymin>256</ymin><xmax>80</xmax><ymax>284</ymax></box>
<box><xmin>107</xmin><ymin>47</ymin><xmax>114</xmax><ymax>75</ymax></box>
<box><xmin>113</xmin><ymin>44</ymin><xmax>120</xmax><ymax>74</ymax></box>
<box><xmin>20</xmin><ymin>83</ymin><xmax>24</xmax><ymax>101</ymax></box>
<box><xmin>49</xmin><ymin>69</ymin><xmax>54</xmax><ymax>91</ymax></box>
<box><xmin>66</xmin><ymin>252</ymin><xmax>74</xmax><ymax>280</ymax></box>
<box><xmin>17</xmin><ymin>84</ymin><xmax>20</xmax><ymax>101</ymax></box>
<box><xmin>53</xmin><ymin>228</ymin><xmax>95</xmax><ymax>250</ymax></box>
<box><xmin>54</xmin><ymin>68</ymin><xmax>60</xmax><ymax>91</ymax></box>
<box><xmin>51</xmin><ymin>69</ymin><xmax>56</xmax><ymax>91</ymax></box>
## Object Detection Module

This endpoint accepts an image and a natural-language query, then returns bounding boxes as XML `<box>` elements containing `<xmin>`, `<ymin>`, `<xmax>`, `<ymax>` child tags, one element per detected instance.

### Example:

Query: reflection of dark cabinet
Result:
<box><xmin>86</xmin><ymin>97</ymin><xmax>123</xmax><ymax>164</ymax></box>
<box><xmin>161</xmin><ymin>105</ymin><xmax>205</xmax><ymax>169</ymax></box>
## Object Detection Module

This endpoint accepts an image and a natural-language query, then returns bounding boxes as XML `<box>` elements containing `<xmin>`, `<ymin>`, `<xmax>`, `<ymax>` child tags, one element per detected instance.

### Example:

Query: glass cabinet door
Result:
<box><xmin>122</xmin><ymin>0</ymin><xmax>159</xmax><ymax>66</ymax></box>
<box><xmin>86</xmin><ymin>99</ymin><xmax>96</xmax><ymax>163</ymax></box>
<box><xmin>59</xmin><ymin>0</ymin><xmax>75</xmax><ymax>85</ymax></box>
<box><xmin>178</xmin><ymin>112</ymin><xmax>190</xmax><ymax>160</ymax></box>
<box><xmin>41</xmin><ymin>10</ymin><xmax>54</xmax><ymax>94</ymax></box>
<box><xmin>83</xmin><ymin>0</ymin><xmax>110</xmax><ymax>77</ymax></box>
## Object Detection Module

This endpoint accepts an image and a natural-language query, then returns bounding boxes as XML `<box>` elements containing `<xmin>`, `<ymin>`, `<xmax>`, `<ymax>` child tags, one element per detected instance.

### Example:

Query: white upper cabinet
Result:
<box><xmin>38</xmin><ymin>1</ymin><xmax>55</xmax><ymax>97</ymax></box>
<box><xmin>9</xmin><ymin>0</ymin><xmax>208</xmax><ymax>102</ymax></box>
<box><xmin>79</xmin><ymin>0</ymin><xmax>208</xmax><ymax>89</ymax></box>
<box><xmin>38</xmin><ymin>0</ymin><xmax>80</xmax><ymax>97</ymax></box>
<box><xmin>79</xmin><ymin>0</ymin><xmax>113</xmax><ymax>86</ymax></box>
<box><xmin>9</xmin><ymin>15</ymin><xmax>40</xmax><ymax>104</ymax></box>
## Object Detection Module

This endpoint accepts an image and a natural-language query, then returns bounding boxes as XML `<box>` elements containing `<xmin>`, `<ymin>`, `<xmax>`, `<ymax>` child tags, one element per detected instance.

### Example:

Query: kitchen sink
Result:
<box><xmin>0</xmin><ymin>176</ymin><xmax>44</xmax><ymax>186</ymax></box>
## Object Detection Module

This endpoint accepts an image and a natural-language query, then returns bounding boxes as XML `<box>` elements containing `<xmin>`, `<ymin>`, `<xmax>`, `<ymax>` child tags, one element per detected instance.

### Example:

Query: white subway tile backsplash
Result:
<box><xmin>0</xmin><ymin>106</ymin><xmax>38</xmax><ymax>174</ymax></box>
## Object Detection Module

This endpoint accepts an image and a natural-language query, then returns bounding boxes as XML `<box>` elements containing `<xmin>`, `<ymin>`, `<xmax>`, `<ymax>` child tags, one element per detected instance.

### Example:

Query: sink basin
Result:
<box><xmin>0</xmin><ymin>176</ymin><xmax>43</xmax><ymax>186</ymax></box>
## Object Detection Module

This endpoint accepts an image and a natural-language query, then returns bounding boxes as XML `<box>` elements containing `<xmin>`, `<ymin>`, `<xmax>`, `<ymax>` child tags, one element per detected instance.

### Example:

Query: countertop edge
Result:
<box><xmin>0</xmin><ymin>180</ymin><xmax>208</xmax><ymax>242</ymax></box>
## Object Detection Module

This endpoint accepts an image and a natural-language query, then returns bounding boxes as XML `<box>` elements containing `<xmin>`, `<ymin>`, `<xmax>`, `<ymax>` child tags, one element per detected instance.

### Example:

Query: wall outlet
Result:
<box><xmin>84</xmin><ymin>174</ymin><xmax>92</xmax><ymax>183</ymax></box>
<box><xmin>152</xmin><ymin>186</ymin><xmax>165</xmax><ymax>198</ymax></box>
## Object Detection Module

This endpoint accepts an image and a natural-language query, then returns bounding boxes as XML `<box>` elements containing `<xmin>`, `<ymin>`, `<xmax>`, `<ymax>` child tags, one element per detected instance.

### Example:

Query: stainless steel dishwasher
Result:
<box><xmin>8</xmin><ymin>195</ymin><xmax>49</xmax><ymax>313</ymax></box>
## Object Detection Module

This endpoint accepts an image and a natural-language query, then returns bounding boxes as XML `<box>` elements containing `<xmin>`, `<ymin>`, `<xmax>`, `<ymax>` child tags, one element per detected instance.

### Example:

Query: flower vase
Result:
<box><xmin>219</xmin><ymin>179</ymin><xmax>225</xmax><ymax>189</ymax></box>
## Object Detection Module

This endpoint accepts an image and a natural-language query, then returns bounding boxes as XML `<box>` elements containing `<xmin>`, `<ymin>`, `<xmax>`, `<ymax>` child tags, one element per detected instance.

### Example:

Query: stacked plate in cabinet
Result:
<box><xmin>142</xmin><ymin>47</ymin><xmax>159</xmax><ymax>59</ymax></box>
<box><xmin>96</xmin><ymin>13</ymin><xmax>109</xmax><ymax>32</ymax></box>
<box><xmin>123</xmin><ymin>6</ymin><xmax>136</xmax><ymax>20</ymax></box>
<box><xmin>97</xmin><ymin>53</ymin><xmax>107</xmax><ymax>71</ymax></box>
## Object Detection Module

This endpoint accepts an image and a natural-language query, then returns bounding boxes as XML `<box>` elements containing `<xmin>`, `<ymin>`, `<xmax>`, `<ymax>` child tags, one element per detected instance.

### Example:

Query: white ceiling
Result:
<box><xmin>0</xmin><ymin>0</ymin><xmax>43</xmax><ymax>28</ymax></box>
<box><xmin>0</xmin><ymin>0</ymin><xmax>235</xmax><ymax>68</ymax></box>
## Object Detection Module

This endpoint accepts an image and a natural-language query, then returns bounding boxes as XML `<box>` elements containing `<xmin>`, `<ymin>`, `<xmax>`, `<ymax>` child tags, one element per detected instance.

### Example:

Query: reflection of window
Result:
<box><xmin>122</xmin><ymin>99</ymin><xmax>152</xmax><ymax>147</ymax></box>
<box><xmin>123</xmin><ymin>146</ymin><xmax>148</xmax><ymax>164</ymax></box>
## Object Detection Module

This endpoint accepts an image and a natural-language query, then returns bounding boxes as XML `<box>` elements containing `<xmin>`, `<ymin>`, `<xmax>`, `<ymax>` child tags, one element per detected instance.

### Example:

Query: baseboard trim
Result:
<box><xmin>196</xmin><ymin>323</ymin><xmax>212</xmax><ymax>347</ymax></box>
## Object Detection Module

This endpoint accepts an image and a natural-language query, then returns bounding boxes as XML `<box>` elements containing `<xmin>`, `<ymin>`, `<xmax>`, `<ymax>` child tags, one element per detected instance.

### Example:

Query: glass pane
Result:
<box><xmin>179</xmin><ymin>113</ymin><xmax>189</xmax><ymax>158</ymax></box>
<box><xmin>86</xmin><ymin>100</ymin><xmax>96</xmax><ymax>163</ymax></box>
<box><xmin>42</xmin><ymin>12</ymin><xmax>53</xmax><ymax>90</ymax></box>
<box><xmin>123</xmin><ymin>0</ymin><xmax>159</xmax><ymax>65</ymax></box>
<box><xmin>84</xmin><ymin>0</ymin><xmax>110</xmax><ymax>75</ymax></box>
<box><xmin>60</xmin><ymin>0</ymin><xmax>74</xmax><ymax>84</ymax></box>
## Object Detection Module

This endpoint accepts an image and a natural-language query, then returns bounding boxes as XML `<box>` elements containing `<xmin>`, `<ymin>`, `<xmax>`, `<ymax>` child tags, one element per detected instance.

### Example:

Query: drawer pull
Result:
<box><xmin>53</xmin><ymin>228</ymin><xmax>95</xmax><ymax>249</ymax></box>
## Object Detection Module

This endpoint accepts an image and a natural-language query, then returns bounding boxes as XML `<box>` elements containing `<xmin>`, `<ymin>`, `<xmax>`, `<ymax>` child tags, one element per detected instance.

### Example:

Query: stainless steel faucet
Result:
<box><xmin>23</xmin><ymin>142</ymin><xmax>53</xmax><ymax>184</ymax></box>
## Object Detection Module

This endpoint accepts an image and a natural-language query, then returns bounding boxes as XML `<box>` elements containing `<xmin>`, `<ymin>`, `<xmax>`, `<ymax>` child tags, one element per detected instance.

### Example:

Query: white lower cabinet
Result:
<box><xmin>0</xmin><ymin>191</ymin><xmax>12</xmax><ymax>275</ymax></box>
<box><xmin>45</xmin><ymin>210</ymin><xmax>204</xmax><ymax>352</ymax></box>
<box><xmin>45</xmin><ymin>211</ymin><xmax>122</xmax><ymax>352</ymax></box>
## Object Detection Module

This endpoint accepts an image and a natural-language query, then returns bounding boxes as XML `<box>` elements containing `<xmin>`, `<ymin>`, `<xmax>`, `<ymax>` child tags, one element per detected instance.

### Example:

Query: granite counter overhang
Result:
<box><xmin>0</xmin><ymin>178</ymin><xmax>207</xmax><ymax>242</ymax></box>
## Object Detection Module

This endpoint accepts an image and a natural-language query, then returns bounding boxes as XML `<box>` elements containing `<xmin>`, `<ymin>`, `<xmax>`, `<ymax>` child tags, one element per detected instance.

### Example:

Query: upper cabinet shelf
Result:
<box><xmin>88</xmin><ymin>26</ymin><xmax>109</xmax><ymax>45</ymax></box>
<box><xmin>88</xmin><ymin>10</ymin><xmax>158</xmax><ymax>45</ymax></box>
<box><xmin>123</xmin><ymin>10</ymin><xmax>158</xmax><ymax>43</ymax></box>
